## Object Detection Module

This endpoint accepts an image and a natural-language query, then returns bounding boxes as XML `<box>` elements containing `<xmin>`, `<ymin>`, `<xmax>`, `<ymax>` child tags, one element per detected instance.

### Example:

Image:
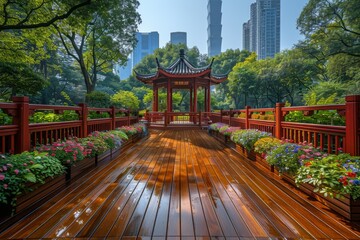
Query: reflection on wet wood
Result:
<box><xmin>1</xmin><ymin>130</ymin><xmax>360</xmax><ymax>239</ymax></box>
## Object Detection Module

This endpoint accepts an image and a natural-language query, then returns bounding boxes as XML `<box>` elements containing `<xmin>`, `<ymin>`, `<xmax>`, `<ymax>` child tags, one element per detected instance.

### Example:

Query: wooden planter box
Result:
<box><xmin>280</xmin><ymin>173</ymin><xmax>360</xmax><ymax>221</ymax></box>
<box><xmin>0</xmin><ymin>133</ymin><xmax>144</xmax><ymax>223</ymax></box>
<box><xmin>234</xmin><ymin>144</ymin><xmax>256</xmax><ymax>161</ymax></box>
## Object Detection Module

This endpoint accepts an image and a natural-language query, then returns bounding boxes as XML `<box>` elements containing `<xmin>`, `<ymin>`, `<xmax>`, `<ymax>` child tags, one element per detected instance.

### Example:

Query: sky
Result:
<box><xmin>137</xmin><ymin>0</ymin><xmax>309</xmax><ymax>54</ymax></box>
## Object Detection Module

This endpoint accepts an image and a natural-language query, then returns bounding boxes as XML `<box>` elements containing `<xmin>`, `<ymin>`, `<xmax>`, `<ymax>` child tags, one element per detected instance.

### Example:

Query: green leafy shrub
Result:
<box><xmin>117</xmin><ymin>126</ymin><xmax>138</xmax><ymax>136</ymax></box>
<box><xmin>88</xmin><ymin>111</ymin><xmax>110</xmax><ymax>119</ymax></box>
<box><xmin>85</xmin><ymin>91</ymin><xmax>111</xmax><ymax>108</ymax></box>
<box><xmin>231</xmin><ymin>129</ymin><xmax>271</xmax><ymax>151</ymax></box>
<box><xmin>0</xmin><ymin>152</ymin><xmax>64</xmax><ymax>206</ymax></box>
<box><xmin>88</xmin><ymin>131</ymin><xmax>122</xmax><ymax>149</ymax></box>
<box><xmin>0</xmin><ymin>110</ymin><xmax>12</xmax><ymax>125</ymax></box>
<box><xmin>285</xmin><ymin>110</ymin><xmax>345</xmax><ymax>126</ymax></box>
<box><xmin>79</xmin><ymin>136</ymin><xmax>109</xmax><ymax>157</ymax></box>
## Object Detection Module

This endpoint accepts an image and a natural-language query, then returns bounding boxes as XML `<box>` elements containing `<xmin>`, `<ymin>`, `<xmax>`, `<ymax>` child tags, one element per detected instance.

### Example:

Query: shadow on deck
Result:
<box><xmin>1</xmin><ymin>130</ymin><xmax>360</xmax><ymax>239</ymax></box>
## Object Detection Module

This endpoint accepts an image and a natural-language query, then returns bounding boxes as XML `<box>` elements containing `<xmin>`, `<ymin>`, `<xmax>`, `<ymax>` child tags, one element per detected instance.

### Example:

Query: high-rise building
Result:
<box><xmin>132</xmin><ymin>31</ymin><xmax>159</xmax><ymax>67</ymax></box>
<box><xmin>114</xmin><ymin>31</ymin><xmax>159</xmax><ymax>80</ymax></box>
<box><xmin>243</xmin><ymin>0</ymin><xmax>280</xmax><ymax>59</ymax></box>
<box><xmin>170</xmin><ymin>32</ymin><xmax>187</xmax><ymax>46</ymax></box>
<box><xmin>207</xmin><ymin>0</ymin><xmax>222</xmax><ymax>57</ymax></box>
<box><xmin>250</xmin><ymin>3</ymin><xmax>257</xmax><ymax>52</ymax></box>
<box><xmin>243</xmin><ymin>20</ymin><xmax>250</xmax><ymax>51</ymax></box>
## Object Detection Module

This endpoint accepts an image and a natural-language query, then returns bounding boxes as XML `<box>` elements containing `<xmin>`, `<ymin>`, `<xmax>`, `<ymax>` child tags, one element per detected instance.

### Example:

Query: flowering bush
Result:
<box><xmin>38</xmin><ymin>139</ymin><xmax>89</xmax><ymax>165</ymax></box>
<box><xmin>111</xmin><ymin>130</ymin><xmax>128</xmax><ymax>141</ymax></box>
<box><xmin>0</xmin><ymin>152</ymin><xmax>64</xmax><ymax>206</ymax></box>
<box><xmin>266</xmin><ymin>143</ymin><xmax>302</xmax><ymax>175</ymax></box>
<box><xmin>231</xmin><ymin>129</ymin><xmax>271</xmax><ymax>151</ymax></box>
<box><xmin>79</xmin><ymin>136</ymin><xmax>109</xmax><ymax>157</ymax></box>
<box><xmin>254</xmin><ymin>137</ymin><xmax>282</xmax><ymax>155</ymax></box>
<box><xmin>219</xmin><ymin>126</ymin><xmax>241</xmax><ymax>137</ymax></box>
<box><xmin>209</xmin><ymin>122</ymin><xmax>228</xmax><ymax>132</ymax></box>
<box><xmin>296</xmin><ymin>154</ymin><xmax>360</xmax><ymax>199</ymax></box>
<box><xmin>132</xmin><ymin>122</ymin><xmax>147</xmax><ymax>135</ymax></box>
<box><xmin>89</xmin><ymin>131</ymin><xmax>122</xmax><ymax>149</ymax></box>
<box><xmin>117</xmin><ymin>126</ymin><xmax>138</xmax><ymax>136</ymax></box>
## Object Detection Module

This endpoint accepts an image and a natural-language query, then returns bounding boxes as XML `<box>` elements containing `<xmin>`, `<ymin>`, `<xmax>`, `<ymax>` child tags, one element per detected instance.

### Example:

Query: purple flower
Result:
<box><xmin>0</xmin><ymin>174</ymin><xmax>5</xmax><ymax>181</ymax></box>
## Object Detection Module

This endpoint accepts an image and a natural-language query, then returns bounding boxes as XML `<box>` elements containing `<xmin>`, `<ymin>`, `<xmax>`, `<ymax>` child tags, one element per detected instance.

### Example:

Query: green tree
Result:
<box><xmin>54</xmin><ymin>0</ymin><xmax>141</xmax><ymax>93</ymax></box>
<box><xmin>0</xmin><ymin>0</ymin><xmax>92</xmax><ymax>31</ymax></box>
<box><xmin>211</xmin><ymin>49</ymin><xmax>251</xmax><ymax>105</ymax></box>
<box><xmin>297</xmin><ymin>0</ymin><xmax>360</xmax><ymax>58</ymax></box>
<box><xmin>0</xmin><ymin>62</ymin><xmax>48</xmax><ymax>100</ymax></box>
<box><xmin>111</xmin><ymin>90</ymin><xmax>140</xmax><ymax>110</ymax></box>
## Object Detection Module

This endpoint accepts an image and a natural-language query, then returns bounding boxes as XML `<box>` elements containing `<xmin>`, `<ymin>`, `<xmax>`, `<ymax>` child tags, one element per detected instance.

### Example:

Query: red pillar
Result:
<box><xmin>153</xmin><ymin>85</ymin><xmax>159</xmax><ymax>112</ymax></box>
<box><xmin>275</xmin><ymin>103</ymin><xmax>285</xmax><ymax>139</ymax></box>
<box><xmin>167</xmin><ymin>80</ymin><xmax>171</xmax><ymax>112</ymax></box>
<box><xmin>204</xmin><ymin>87</ymin><xmax>207</xmax><ymax>112</ymax></box>
<box><xmin>190</xmin><ymin>88</ymin><xmax>193</xmax><ymax>112</ymax></box>
<box><xmin>207</xmin><ymin>84</ymin><xmax>211</xmax><ymax>112</ymax></box>
<box><xmin>193</xmin><ymin>84</ymin><xmax>197</xmax><ymax>113</ymax></box>
<box><xmin>345</xmin><ymin>95</ymin><xmax>360</xmax><ymax>156</ymax></box>
<box><xmin>12</xmin><ymin>96</ymin><xmax>30</xmax><ymax>153</ymax></box>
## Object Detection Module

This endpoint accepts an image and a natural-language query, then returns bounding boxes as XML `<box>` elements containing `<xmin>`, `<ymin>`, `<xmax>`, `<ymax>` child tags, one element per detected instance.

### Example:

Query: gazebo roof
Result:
<box><xmin>134</xmin><ymin>49</ymin><xmax>228</xmax><ymax>85</ymax></box>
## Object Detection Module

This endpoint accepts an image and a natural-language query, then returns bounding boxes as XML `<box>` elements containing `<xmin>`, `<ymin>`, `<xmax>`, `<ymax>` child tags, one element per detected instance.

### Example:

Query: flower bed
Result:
<box><xmin>206</xmin><ymin>124</ymin><xmax>360</xmax><ymax>221</ymax></box>
<box><xmin>0</xmin><ymin>122</ymin><xmax>147</xmax><ymax>220</ymax></box>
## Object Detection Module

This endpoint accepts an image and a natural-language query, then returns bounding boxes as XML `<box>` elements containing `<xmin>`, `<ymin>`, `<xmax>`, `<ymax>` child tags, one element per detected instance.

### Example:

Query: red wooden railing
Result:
<box><xmin>145</xmin><ymin>95</ymin><xmax>359</xmax><ymax>156</ymax></box>
<box><xmin>0</xmin><ymin>96</ymin><xmax>139</xmax><ymax>154</ymax></box>
<box><xmin>208</xmin><ymin>95</ymin><xmax>360</xmax><ymax>156</ymax></box>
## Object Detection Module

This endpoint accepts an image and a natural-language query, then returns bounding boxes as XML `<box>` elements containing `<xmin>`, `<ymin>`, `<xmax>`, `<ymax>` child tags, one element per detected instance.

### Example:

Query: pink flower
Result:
<box><xmin>0</xmin><ymin>174</ymin><xmax>5</xmax><ymax>181</ymax></box>
<box><xmin>23</xmin><ymin>163</ymin><xmax>27</xmax><ymax>166</ymax></box>
<box><xmin>14</xmin><ymin>169</ymin><xmax>19</xmax><ymax>175</ymax></box>
<box><xmin>3</xmin><ymin>166</ymin><xmax>7</xmax><ymax>171</ymax></box>
<box><xmin>3</xmin><ymin>184</ymin><xmax>8</xmax><ymax>189</ymax></box>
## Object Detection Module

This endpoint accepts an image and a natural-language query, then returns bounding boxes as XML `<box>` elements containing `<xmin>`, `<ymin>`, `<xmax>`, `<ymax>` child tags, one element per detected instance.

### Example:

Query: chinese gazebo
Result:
<box><xmin>134</xmin><ymin>49</ymin><xmax>228</xmax><ymax>113</ymax></box>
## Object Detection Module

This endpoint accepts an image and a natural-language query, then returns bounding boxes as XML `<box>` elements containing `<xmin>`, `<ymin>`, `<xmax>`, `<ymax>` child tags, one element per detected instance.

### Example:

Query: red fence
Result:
<box><xmin>0</xmin><ymin>96</ymin><xmax>139</xmax><ymax>154</ymax></box>
<box><xmin>210</xmin><ymin>95</ymin><xmax>360</xmax><ymax>156</ymax></box>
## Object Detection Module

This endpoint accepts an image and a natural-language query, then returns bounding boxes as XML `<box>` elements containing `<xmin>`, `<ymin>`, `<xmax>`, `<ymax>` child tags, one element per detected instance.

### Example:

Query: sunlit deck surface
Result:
<box><xmin>1</xmin><ymin>130</ymin><xmax>360</xmax><ymax>239</ymax></box>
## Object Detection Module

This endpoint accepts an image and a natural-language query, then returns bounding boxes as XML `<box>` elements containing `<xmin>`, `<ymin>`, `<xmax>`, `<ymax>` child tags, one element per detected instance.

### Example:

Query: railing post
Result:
<box><xmin>229</xmin><ymin>108</ymin><xmax>233</xmax><ymax>126</ymax></box>
<box><xmin>245</xmin><ymin>106</ymin><xmax>250</xmax><ymax>129</ymax></box>
<box><xmin>345</xmin><ymin>95</ymin><xmax>360</xmax><ymax>156</ymax></box>
<box><xmin>220</xmin><ymin>109</ymin><xmax>223</xmax><ymax>123</ymax></box>
<box><xmin>111</xmin><ymin>106</ymin><xmax>116</xmax><ymax>130</ymax></box>
<box><xmin>12</xmin><ymin>96</ymin><xmax>30</xmax><ymax>153</ymax></box>
<box><xmin>164</xmin><ymin>110</ymin><xmax>167</xmax><ymax>127</ymax></box>
<box><xmin>275</xmin><ymin>103</ymin><xmax>285</xmax><ymax>139</ymax></box>
<box><xmin>78</xmin><ymin>103</ymin><xmax>88</xmax><ymax>138</ymax></box>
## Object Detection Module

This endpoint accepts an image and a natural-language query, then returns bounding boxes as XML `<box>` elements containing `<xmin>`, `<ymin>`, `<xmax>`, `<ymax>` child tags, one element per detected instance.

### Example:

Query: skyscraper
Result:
<box><xmin>132</xmin><ymin>31</ymin><xmax>159</xmax><ymax>67</ymax></box>
<box><xmin>115</xmin><ymin>31</ymin><xmax>159</xmax><ymax>80</ymax></box>
<box><xmin>243</xmin><ymin>0</ymin><xmax>280</xmax><ymax>59</ymax></box>
<box><xmin>243</xmin><ymin>20</ymin><xmax>250</xmax><ymax>51</ymax></box>
<box><xmin>170</xmin><ymin>32</ymin><xmax>187</xmax><ymax>46</ymax></box>
<box><xmin>207</xmin><ymin>0</ymin><xmax>222</xmax><ymax>57</ymax></box>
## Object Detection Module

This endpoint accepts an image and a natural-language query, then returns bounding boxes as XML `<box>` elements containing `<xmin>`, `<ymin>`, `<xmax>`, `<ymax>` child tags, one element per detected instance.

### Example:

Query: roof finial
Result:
<box><xmin>180</xmin><ymin>49</ymin><xmax>185</xmax><ymax>58</ymax></box>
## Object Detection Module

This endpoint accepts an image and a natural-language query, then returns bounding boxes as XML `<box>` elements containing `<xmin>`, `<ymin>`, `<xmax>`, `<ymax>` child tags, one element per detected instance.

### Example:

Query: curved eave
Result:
<box><xmin>134</xmin><ymin>70</ymin><xmax>158</xmax><ymax>84</ymax></box>
<box><xmin>158</xmin><ymin>68</ymin><xmax>212</xmax><ymax>78</ymax></box>
<box><xmin>209</xmin><ymin>74</ymin><xmax>228</xmax><ymax>84</ymax></box>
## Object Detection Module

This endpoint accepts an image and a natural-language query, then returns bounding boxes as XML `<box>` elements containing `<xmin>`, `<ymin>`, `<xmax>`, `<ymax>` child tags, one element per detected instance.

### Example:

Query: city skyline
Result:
<box><xmin>138</xmin><ymin>0</ymin><xmax>308</xmax><ymax>54</ymax></box>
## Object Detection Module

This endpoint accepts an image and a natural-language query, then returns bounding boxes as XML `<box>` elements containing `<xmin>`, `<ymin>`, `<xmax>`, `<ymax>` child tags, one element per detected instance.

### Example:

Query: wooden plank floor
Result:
<box><xmin>1</xmin><ymin>129</ymin><xmax>360</xmax><ymax>239</ymax></box>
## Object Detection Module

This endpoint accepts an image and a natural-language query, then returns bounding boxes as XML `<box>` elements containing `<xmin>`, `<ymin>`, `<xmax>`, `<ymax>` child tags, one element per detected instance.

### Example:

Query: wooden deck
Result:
<box><xmin>1</xmin><ymin>130</ymin><xmax>360</xmax><ymax>239</ymax></box>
